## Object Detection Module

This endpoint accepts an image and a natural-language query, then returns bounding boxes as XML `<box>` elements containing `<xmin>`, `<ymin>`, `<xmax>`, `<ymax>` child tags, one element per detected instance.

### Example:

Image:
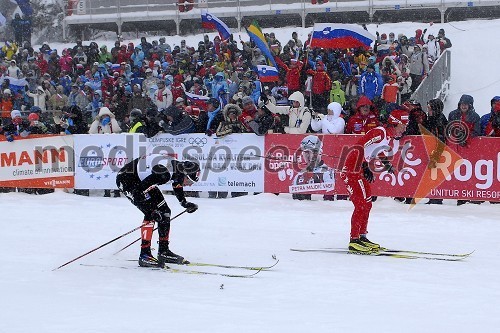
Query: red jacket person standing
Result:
<box><xmin>340</xmin><ymin>109</ymin><xmax>409</xmax><ymax>253</ymax></box>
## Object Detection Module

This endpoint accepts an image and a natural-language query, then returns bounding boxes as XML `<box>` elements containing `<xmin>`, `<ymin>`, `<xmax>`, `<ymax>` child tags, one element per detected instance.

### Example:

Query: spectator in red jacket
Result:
<box><xmin>345</xmin><ymin>96</ymin><xmax>380</xmax><ymax>134</ymax></box>
<box><xmin>116</xmin><ymin>45</ymin><xmax>129</xmax><ymax>64</ymax></box>
<box><xmin>239</xmin><ymin>96</ymin><xmax>258</xmax><ymax>132</ymax></box>
<box><xmin>307</xmin><ymin>61</ymin><xmax>332</xmax><ymax>112</ymax></box>
<box><xmin>381</xmin><ymin>75</ymin><xmax>399</xmax><ymax>104</ymax></box>
<box><xmin>274</xmin><ymin>56</ymin><xmax>303</xmax><ymax>93</ymax></box>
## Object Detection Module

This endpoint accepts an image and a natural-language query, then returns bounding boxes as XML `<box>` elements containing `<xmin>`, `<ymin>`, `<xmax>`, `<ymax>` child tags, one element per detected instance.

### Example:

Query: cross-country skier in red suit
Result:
<box><xmin>340</xmin><ymin>109</ymin><xmax>409</xmax><ymax>253</ymax></box>
<box><xmin>116</xmin><ymin>154</ymin><xmax>200</xmax><ymax>267</ymax></box>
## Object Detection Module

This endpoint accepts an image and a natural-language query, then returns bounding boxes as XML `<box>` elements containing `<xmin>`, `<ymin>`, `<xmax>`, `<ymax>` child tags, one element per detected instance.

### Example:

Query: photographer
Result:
<box><xmin>55</xmin><ymin>106</ymin><xmax>89</xmax><ymax>135</ymax></box>
<box><xmin>247</xmin><ymin>102</ymin><xmax>275</xmax><ymax>136</ymax></box>
<box><xmin>158</xmin><ymin>104</ymin><xmax>195</xmax><ymax>135</ymax></box>
<box><xmin>311</xmin><ymin>102</ymin><xmax>345</xmax><ymax>135</ymax></box>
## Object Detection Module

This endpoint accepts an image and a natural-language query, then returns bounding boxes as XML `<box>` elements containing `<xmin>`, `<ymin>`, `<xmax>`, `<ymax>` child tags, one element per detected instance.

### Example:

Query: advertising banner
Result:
<box><xmin>74</xmin><ymin>134</ymin><xmax>141</xmax><ymax>189</ymax></box>
<box><xmin>0</xmin><ymin>135</ymin><xmax>74</xmax><ymax>188</ymax></box>
<box><xmin>74</xmin><ymin>133</ymin><xmax>265</xmax><ymax>192</ymax></box>
<box><xmin>145</xmin><ymin>133</ymin><xmax>265</xmax><ymax>192</ymax></box>
<box><xmin>263</xmin><ymin>134</ymin><xmax>500</xmax><ymax>202</ymax></box>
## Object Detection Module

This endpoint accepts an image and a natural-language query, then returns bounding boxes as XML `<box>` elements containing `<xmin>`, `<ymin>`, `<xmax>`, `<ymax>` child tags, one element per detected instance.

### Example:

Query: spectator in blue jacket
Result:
<box><xmin>211</xmin><ymin>72</ymin><xmax>229</xmax><ymax>100</ymax></box>
<box><xmin>480</xmin><ymin>96</ymin><xmax>500</xmax><ymax>135</ymax></box>
<box><xmin>131</xmin><ymin>46</ymin><xmax>145</xmax><ymax>69</ymax></box>
<box><xmin>358</xmin><ymin>64</ymin><xmax>383</xmax><ymax>102</ymax></box>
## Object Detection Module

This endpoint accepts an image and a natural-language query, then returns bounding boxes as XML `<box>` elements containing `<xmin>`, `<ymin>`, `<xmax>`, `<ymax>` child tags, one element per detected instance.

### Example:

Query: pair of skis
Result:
<box><xmin>82</xmin><ymin>259</ymin><xmax>279</xmax><ymax>278</ymax></box>
<box><xmin>290</xmin><ymin>247</ymin><xmax>473</xmax><ymax>261</ymax></box>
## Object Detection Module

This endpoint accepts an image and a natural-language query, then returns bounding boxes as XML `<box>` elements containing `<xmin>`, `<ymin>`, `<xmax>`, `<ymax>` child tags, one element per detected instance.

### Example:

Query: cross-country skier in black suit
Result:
<box><xmin>116</xmin><ymin>154</ymin><xmax>200</xmax><ymax>267</ymax></box>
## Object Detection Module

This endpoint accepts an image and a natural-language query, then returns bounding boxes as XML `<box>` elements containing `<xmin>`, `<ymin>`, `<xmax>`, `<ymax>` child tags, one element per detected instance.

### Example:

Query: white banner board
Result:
<box><xmin>73</xmin><ymin>133</ymin><xmax>265</xmax><ymax>191</ymax></box>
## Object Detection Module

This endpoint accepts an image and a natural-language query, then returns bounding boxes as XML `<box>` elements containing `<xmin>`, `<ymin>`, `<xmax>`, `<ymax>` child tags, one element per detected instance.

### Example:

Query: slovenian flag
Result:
<box><xmin>256</xmin><ymin>65</ymin><xmax>279</xmax><ymax>83</ymax></box>
<box><xmin>246</xmin><ymin>20</ymin><xmax>277</xmax><ymax>68</ymax></box>
<box><xmin>309</xmin><ymin>23</ymin><xmax>375</xmax><ymax>50</ymax></box>
<box><xmin>201</xmin><ymin>11</ymin><xmax>231</xmax><ymax>41</ymax></box>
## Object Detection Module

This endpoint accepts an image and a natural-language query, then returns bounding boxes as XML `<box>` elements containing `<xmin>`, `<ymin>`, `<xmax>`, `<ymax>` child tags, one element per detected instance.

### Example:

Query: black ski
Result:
<box><xmin>81</xmin><ymin>263</ymin><xmax>262</xmax><ymax>278</ymax></box>
<box><xmin>290</xmin><ymin>248</ymin><xmax>467</xmax><ymax>261</ymax></box>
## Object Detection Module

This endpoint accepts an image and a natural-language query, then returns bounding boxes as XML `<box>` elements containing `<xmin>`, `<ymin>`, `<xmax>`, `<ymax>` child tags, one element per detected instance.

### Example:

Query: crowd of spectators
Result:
<box><xmin>0</xmin><ymin>26</ymin><xmax>498</xmax><ymax>203</ymax></box>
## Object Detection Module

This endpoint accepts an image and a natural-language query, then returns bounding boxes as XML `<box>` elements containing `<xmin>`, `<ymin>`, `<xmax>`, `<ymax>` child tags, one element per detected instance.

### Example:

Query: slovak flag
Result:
<box><xmin>185</xmin><ymin>91</ymin><xmax>210</xmax><ymax>109</ymax></box>
<box><xmin>256</xmin><ymin>65</ymin><xmax>279</xmax><ymax>83</ymax></box>
<box><xmin>201</xmin><ymin>11</ymin><xmax>231</xmax><ymax>41</ymax></box>
<box><xmin>309</xmin><ymin>23</ymin><xmax>375</xmax><ymax>49</ymax></box>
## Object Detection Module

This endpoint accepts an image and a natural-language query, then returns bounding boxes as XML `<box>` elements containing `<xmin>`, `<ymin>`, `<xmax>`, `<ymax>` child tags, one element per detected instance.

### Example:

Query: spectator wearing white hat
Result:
<box><xmin>7</xmin><ymin>59</ymin><xmax>21</xmax><ymax>78</ymax></box>
<box><xmin>89</xmin><ymin>106</ymin><xmax>122</xmax><ymax>134</ymax></box>
<box><xmin>2</xmin><ymin>110</ymin><xmax>30</xmax><ymax>142</ymax></box>
<box><xmin>152</xmin><ymin>60</ymin><xmax>162</xmax><ymax>77</ymax></box>
<box><xmin>27</xmin><ymin>86</ymin><xmax>48</xmax><ymax>111</ymax></box>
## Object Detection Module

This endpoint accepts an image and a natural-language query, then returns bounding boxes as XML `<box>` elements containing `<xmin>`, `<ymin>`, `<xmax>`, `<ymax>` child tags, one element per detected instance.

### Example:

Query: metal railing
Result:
<box><xmin>410</xmin><ymin>49</ymin><xmax>451</xmax><ymax>106</ymax></box>
<box><xmin>68</xmin><ymin>0</ymin><xmax>500</xmax><ymax>16</ymax></box>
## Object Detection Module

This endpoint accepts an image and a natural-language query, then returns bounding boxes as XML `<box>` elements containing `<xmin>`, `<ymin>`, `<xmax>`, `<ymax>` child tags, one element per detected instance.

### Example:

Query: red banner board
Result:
<box><xmin>263</xmin><ymin>134</ymin><xmax>500</xmax><ymax>202</ymax></box>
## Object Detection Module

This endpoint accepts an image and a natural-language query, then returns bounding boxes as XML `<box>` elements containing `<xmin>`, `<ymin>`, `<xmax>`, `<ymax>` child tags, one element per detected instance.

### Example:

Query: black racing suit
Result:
<box><xmin>116</xmin><ymin>157</ymin><xmax>188</xmax><ymax>250</ymax></box>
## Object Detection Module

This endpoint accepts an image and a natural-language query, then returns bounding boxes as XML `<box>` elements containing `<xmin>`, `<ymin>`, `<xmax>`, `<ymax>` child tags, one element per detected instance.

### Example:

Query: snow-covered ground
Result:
<box><xmin>1</xmin><ymin>191</ymin><xmax>499</xmax><ymax>332</ymax></box>
<box><xmin>1</xmin><ymin>19</ymin><xmax>499</xmax><ymax>332</ymax></box>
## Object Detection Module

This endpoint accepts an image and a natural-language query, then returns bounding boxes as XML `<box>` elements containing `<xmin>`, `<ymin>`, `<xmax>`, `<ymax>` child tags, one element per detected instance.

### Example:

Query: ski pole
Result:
<box><xmin>113</xmin><ymin>209</ymin><xmax>188</xmax><ymax>255</ymax></box>
<box><xmin>53</xmin><ymin>209</ymin><xmax>187</xmax><ymax>270</ymax></box>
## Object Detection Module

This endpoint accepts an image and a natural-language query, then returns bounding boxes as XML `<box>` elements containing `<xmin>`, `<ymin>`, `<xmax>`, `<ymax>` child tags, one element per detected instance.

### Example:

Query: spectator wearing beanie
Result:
<box><xmin>423</xmin><ymin>98</ymin><xmax>448</xmax><ymax>205</ymax></box>
<box><xmin>409</xmin><ymin>44</ymin><xmax>429</xmax><ymax>92</ymax></box>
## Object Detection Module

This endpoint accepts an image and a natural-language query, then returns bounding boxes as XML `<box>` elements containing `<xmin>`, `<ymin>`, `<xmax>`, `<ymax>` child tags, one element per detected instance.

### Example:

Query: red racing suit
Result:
<box><xmin>340</xmin><ymin>126</ymin><xmax>393</xmax><ymax>239</ymax></box>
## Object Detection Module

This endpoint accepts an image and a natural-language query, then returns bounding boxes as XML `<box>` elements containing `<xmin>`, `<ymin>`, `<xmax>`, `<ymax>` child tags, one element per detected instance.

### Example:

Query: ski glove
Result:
<box><xmin>362</xmin><ymin>162</ymin><xmax>374</xmax><ymax>183</ymax></box>
<box><xmin>181</xmin><ymin>200</ymin><xmax>198</xmax><ymax>213</ymax></box>
<box><xmin>151</xmin><ymin>210</ymin><xmax>169</xmax><ymax>223</ymax></box>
